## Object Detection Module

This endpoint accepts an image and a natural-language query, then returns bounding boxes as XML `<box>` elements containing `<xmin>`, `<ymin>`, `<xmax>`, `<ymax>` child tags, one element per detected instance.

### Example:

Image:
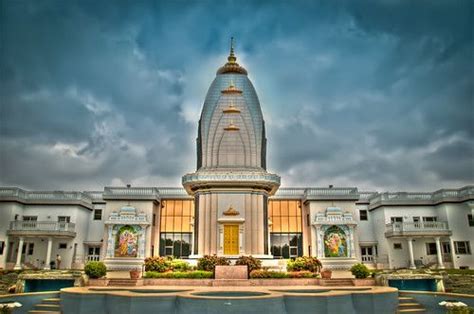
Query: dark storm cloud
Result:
<box><xmin>0</xmin><ymin>0</ymin><xmax>472</xmax><ymax>191</ymax></box>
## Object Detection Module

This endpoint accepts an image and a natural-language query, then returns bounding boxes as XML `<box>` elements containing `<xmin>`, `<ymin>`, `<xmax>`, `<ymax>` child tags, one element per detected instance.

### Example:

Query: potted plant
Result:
<box><xmin>85</xmin><ymin>261</ymin><xmax>107</xmax><ymax>286</ymax></box>
<box><xmin>350</xmin><ymin>263</ymin><xmax>375</xmax><ymax>286</ymax></box>
<box><xmin>321</xmin><ymin>269</ymin><xmax>332</xmax><ymax>279</ymax></box>
<box><xmin>129</xmin><ymin>268</ymin><xmax>141</xmax><ymax>280</ymax></box>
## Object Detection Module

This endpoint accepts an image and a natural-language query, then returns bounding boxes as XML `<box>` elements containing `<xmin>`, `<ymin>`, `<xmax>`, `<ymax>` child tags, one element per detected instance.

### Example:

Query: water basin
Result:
<box><xmin>191</xmin><ymin>291</ymin><xmax>270</xmax><ymax>297</ymax></box>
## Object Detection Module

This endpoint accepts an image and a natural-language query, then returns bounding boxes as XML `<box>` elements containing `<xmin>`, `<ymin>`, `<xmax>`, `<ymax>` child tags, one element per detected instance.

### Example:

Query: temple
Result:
<box><xmin>0</xmin><ymin>40</ymin><xmax>473</xmax><ymax>271</ymax></box>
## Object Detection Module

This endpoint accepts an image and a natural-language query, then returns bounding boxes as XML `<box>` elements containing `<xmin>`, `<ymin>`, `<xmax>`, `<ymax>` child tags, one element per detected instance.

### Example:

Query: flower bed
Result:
<box><xmin>144</xmin><ymin>271</ymin><xmax>213</xmax><ymax>279</ymax></box>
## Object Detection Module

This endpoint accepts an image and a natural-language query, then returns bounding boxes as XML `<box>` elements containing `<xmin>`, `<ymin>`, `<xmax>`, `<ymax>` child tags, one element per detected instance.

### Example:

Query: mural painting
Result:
<box><xmin>115</xmin><ymin>225</ymin><xmax>140</xmax><ymax>257</ymax></box>
<box><xmin>324</xmin><ymin>225</ymin><xmax>348</xmax><ymax>257</ymax></box>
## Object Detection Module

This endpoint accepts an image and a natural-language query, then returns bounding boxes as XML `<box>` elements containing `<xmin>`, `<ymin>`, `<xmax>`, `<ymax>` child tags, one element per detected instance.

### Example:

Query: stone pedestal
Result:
<box><xmin>215</xmin><ymin>265</ymin><xmax>248</xmax><ymax>279</ymax></box>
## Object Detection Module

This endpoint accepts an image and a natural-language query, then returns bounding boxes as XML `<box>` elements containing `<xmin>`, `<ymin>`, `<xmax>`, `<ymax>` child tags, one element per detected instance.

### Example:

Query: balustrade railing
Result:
<box><xmin>9</xmin><ymin>221</ymin><xmax>76</xmax><ymax>233</ymax></box>
<box><xmin>385</xmin><ymin>221</ymin><xmax>449</xmax><ymax>233</ymax></box>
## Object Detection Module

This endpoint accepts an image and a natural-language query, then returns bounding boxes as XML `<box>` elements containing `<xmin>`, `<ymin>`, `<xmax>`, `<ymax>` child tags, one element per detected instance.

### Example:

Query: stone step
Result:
<box><xmin>35</xmin><ymin>304</ymin><xmax>61</xmax><ymax>312</ymax></box>
<box><xmin>107</xmin><ymin>279</ymin><xmax>141</xmax><ymax>286</ymax></box>
<box><xmin>42</xmin><ymin>298</ymin><xmax>60</xmax><ymax>304</ymax></box>
<box><xmin>399</xmin><ymin>303</ymin><xmax>422</xmax><ymax>306</ymax></box>
<box><xmin>28</xmin><ymin>311</ymin><xmax>61</xmax><ymax>314</ymax></box>
<box><xmin>318</xmin><ymin>279</ymin><xmax>354</xmax><ymax>286</ymax></box>
<box><xmin>398</xmin><ymin>296</ymin><xmax>414</xmax><ymax>300</ymax></box>
<box><xmin>397</xmin><ymin>309</ymin><xmax>426</xmax><ymax>313</ymax></box>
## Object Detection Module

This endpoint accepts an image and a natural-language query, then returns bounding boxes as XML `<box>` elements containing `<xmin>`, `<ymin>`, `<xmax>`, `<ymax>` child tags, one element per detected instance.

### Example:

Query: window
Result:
<box><xmin>468</xmin><ymin>214</ymin><xmax>474</xmax><ymax>227</ymax></box>
<box><xmin>27</xmin><ymin>243</ymin><xmax>34</xmax><ymax>255</ymax></box>
<box><xmin>454</xmin><ymin>241</ymin><xmax>471</xmax><ymax>255</ymax></box>
<box><xmin>58</xmin><ymin>216</ymin><xmax>70</xmax><ymax>223</ymax></box>
<box><xmin>361</xmin><ymin>247</ymin><xmax>374</xmax><ymax>262</ymax></box>
<box><xmin>391</xmin><ymin>217</ymin><xmax>403</xmax><ymax>223</ymax></box>
<box><xmin>87</xmin><ymin>247</ymin><xmax>100</xmax><ymax>261</ymax></box>
<box><xmin>269</xmin><ymin>200</ymin><xmax>303</xmax><ymax>258</ymax></box>
<box><xmin>270</xmin><ymin>233</ymin><xmax>302</xmax><ymax>258</ymax></box>
<box><xmin>306</xmin><ymin>214</ymin><xmax>310</xmax><ymax>226</ymax></box>
<box><xmin>359</xmin><ymin>210</ymin><xmax>368</xmax><ymax>221</ymax></box>
<box><xmin>159</xmin><ymin>200</ymin><xmax>194</xmax><ymax>258</ymax></box>
<box><xmin>0</xmin><ymin>241</ymin><xmax>4</xmax><ymax>255</ymax></box>
<box><xmin>442</xmin><ymin>242</ymin><xmax>451</xmax><ymax>254</ymax></box>
<box><xmin>153</xmin><ymin>214</ymin><xmax>156</xmax><ymax>227</ymax></box>
<box><xmin>93</xmin><ymin>209</ymin><xmax>102</xmax><ymax>220</ymax></box>
<box><xmin>23</xmin><ymin>216</ymin><xmax>37</xmax><ymax>221</ymax></box>
<box><xmin>59</xmin><ymin>243</ymin><xmax>67</xmax><ymax>249</ymax></box>
<box><xmin>393</xmin><ymin>243</ymin><xmax>402</xmax><ymax>249</ymax></box>
<box><xmin>413</xmin><ymin>217</ymin><xmax>420</xmax><ymax>222</ymax></box>
<box><xmin>426</xmin><ymin>243</ymin><xmax>437</xmax><ymax>255</ymax></box>
<box><xmin>422</xmin><ymin>216</ymin><xmax>437</xmax><ymax>222</ymax></box>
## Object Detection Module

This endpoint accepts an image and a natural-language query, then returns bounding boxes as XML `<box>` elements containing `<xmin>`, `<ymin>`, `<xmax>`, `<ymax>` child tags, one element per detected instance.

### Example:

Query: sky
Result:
<box><xmin>0</xmin><ymin>0</ymin><xmax>473</xmax><ymax>192</ymax></box>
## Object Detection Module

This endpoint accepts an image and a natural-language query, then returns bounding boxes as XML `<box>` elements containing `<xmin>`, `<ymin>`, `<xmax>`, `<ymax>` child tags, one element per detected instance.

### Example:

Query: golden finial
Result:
<box><xmin>228</xmin><ymin>37</ymin><xmax>236</xmax><ymax>63</ymax></box>
<box><xmin>224</xmin><ymin>119</ymin><xmax>240</xmax><ymax>131</ymax></box>
<box><xmin>223</xmin><ymin>205</ymin><xmax>240</xmax><ymax>216</ymax></box>
<box><xmin>223</xmin><ymin>101</ymin><xmax>241</xmax><ymax>114</ymax></box>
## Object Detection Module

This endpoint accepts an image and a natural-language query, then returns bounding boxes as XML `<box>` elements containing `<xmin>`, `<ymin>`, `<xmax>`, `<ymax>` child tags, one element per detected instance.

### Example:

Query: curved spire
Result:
<box><xmin>217</xmin><ymin>37</ymin><xmax>248</xmax><ymax>75</ymax></box>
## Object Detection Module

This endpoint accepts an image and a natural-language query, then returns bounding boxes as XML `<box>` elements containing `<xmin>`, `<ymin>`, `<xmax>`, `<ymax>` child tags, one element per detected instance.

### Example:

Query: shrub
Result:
<box><xmin>235</xmin><ymin>256</ymin><xmax>262</xmax><ymax>275</ymax></box>
<box><xmin>197</xmin><ymin>255</ymin><xmax>230</xmax><ymax>272</ymax></box>
<box><xmin>287</xmin><ymin>257</ymin><xmax>323</xmax><ymax>273</ymax></box>
<box><xmin>144</xmin><ymin>270</ymin><xmax>213</xmax><ymax>279</ymax></box>
<box><xmin>287</xmin><ymin>271</ymin><xmax>319</xmax><ymax>278</ymax></box>
<box><xmin>249</xmin><ymin>270</ymin><xmax>289</xmax><ymax>279</ymax></box>
<box><xmin>144</xmin><ymin>257</ymin><xmax>172</xmax><ymax>272</ymax></box>
<box><xmin>84</xmin><ymin>261</ymin><xmax>107</xmax><ymax>279</ymax></box>
<box><xmin>350</xmin><ymin>263</ymin><xmax>370</xmax><ymax>279</ymax></box>
<box><xmin>170</xmin><ymin>260</ymin><xmax>191</xmax><ymax>272</ymax></box>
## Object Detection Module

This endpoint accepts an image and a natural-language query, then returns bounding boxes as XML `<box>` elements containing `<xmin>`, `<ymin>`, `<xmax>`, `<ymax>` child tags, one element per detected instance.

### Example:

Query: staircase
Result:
<box><xmin>28</xmin><ymin>297</ymin><xmax>61</xmax><ymax>314</ymax></box>
<box><xmin>107</xmin><ymin>279</ymin><xmax>142</xmax><ymax>286</ymax></box>
<box><xmin>318</xmin><ymin>278</ymin><xmax>354</xmax><ymax>286</ymax></box>
<box><xmin>397</xmin><ymin>294</ymin><xmax>426</xmax><ymax>313</ymax></box>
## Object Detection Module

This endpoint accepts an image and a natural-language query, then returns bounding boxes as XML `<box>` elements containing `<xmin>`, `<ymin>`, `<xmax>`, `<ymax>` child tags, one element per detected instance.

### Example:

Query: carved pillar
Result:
<box><xmin>434</xmin><ymin>237</ymin><xmax>445</xmax><ymax>269</ymax></box>
<box><xmin>349</xmin><ymin>225</ymin><xmax>356</xmax><ymax>258</ymax></box>
<box><xmin>106</xmin><ymin>226</ymin><xmax>115</xmax><ymax>258</ymax></box>
<box><xmin>44</xmin><ymin>237</ymin><xmax>53</xmax><ymax>270</ymax></box>
<box><xmin>14</xmin><ymin>237</ymin><xmax>24</xmax><ymax>270</ymax></box>
<box><xmin>407</xmin><ymin>238</ymin><xmax>416</xmax><ymax>269</ymax></box>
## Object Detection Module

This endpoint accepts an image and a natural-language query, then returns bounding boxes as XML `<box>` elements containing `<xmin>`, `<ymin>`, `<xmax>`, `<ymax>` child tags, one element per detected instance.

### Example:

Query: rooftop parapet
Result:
<box><xmin>0</xmin><ymin>187</ymin><xmax>94</xmax><ymax>209</ymax></box>
<box><xmin>304</xmin><ymin>187</ymin><xmax>359</xmax><ymax>201</ymax></box>
<box><xmin>103</xmin><ymin>187</ymin><xmax>160</xmax><ymax>201</ymax></box>
<box><xmin>368</xmin><ymin>185</ymin><xmax>474</xmax><ymax>210</ymax></box>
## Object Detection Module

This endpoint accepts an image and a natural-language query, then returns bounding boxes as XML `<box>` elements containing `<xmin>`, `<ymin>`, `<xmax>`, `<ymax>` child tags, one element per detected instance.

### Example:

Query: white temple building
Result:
<box><xmin>0</xmin><ymin>43</ymin><xmax>473</xmax><ymax>271</ymax></box>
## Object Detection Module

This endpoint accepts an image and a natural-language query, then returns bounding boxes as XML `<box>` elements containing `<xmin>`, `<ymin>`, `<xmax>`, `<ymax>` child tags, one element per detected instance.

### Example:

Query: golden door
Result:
<box><xmin>223</xmin><ymin>225</ymin><xmax>239</xmax><ymax>255</ymax></box>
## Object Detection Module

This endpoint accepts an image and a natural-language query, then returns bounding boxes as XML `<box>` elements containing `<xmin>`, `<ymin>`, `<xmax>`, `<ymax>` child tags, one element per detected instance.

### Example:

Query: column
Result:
<box><xmin>14</xmin><ymin>237</ymin><xmax>24</xmax><ymax>270</ymax></box>
<box><xmin>407</xmin><ymin>238</ymin><xmax>416</xmax><ymax>269</ymax></box>
<box><xmin>372</xmin><ymin>245</ymin><xmax>377</xmax><ymax>263</ymax></box>
<box><xmin>44</xmin><ymin>237</ymin><xmax>53</xmax><ymax>270</ymax></box>
<box><xmin>434</xmin><ymin>237</ymin><xmax>445</xmax><ymax>269</ymax></box>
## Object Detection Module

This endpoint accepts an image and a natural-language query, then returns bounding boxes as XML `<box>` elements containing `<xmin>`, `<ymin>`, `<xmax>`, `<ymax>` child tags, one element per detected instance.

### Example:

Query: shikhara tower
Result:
<box><xmin>183</xmin><ymin>39</ymin><xmax>280</xmax><ymax>258</ymax></box>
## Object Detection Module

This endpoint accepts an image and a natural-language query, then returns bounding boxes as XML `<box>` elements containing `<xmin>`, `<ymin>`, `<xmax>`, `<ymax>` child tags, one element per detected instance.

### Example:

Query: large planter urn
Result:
<box><xmin>129</xmin><ymin>269</ymin><xmax>141</xmax><ymax>280</ymax></box>
<box><xmin>321</xmin><ymin>269</ymin><xmax>332</xmax><ymax>279</ymax></box>
<box><xmin>352</xmin><ymin>278</ymin><xmax>376</xmax><ymax>286</ymax></box>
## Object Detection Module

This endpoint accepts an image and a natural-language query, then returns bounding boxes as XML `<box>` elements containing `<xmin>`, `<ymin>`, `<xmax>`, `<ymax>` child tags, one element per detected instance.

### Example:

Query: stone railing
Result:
<box><xmin>158</xmin><ymin>187</ymin><xmax>191</xmax><ymax>198</ymax></box>
<box><xmin>385</xmin><ymin>221</ymin><xmax>451</xmax><ymax>238</ymax></box>
<box><xmin>304</xmin><ymin>187</ymin><xmax>359</xmax><ymax>201</ymax></box>
<box><xmin>103</xmin><ymin>187</ymin><xmax>160</xmax><ymax>201</ymax></box>
<box><xmin>369</xmin><ymin>186</ymin><xmax>474</xmax><ymax>209</ymax></box>
<box><xmin>8</xmin><ymin>221</ymin><xmax>76</xmax><ymax>237</ymax></box>
<box><xmin>272</xmin><ymin>188</ymin><xmax>306</xmax><ymax>199</ymax></box>
<box><xmin>0</xmin><ymin>188</ymin><xmax>94</xmax><ymax>209</ymax></box>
